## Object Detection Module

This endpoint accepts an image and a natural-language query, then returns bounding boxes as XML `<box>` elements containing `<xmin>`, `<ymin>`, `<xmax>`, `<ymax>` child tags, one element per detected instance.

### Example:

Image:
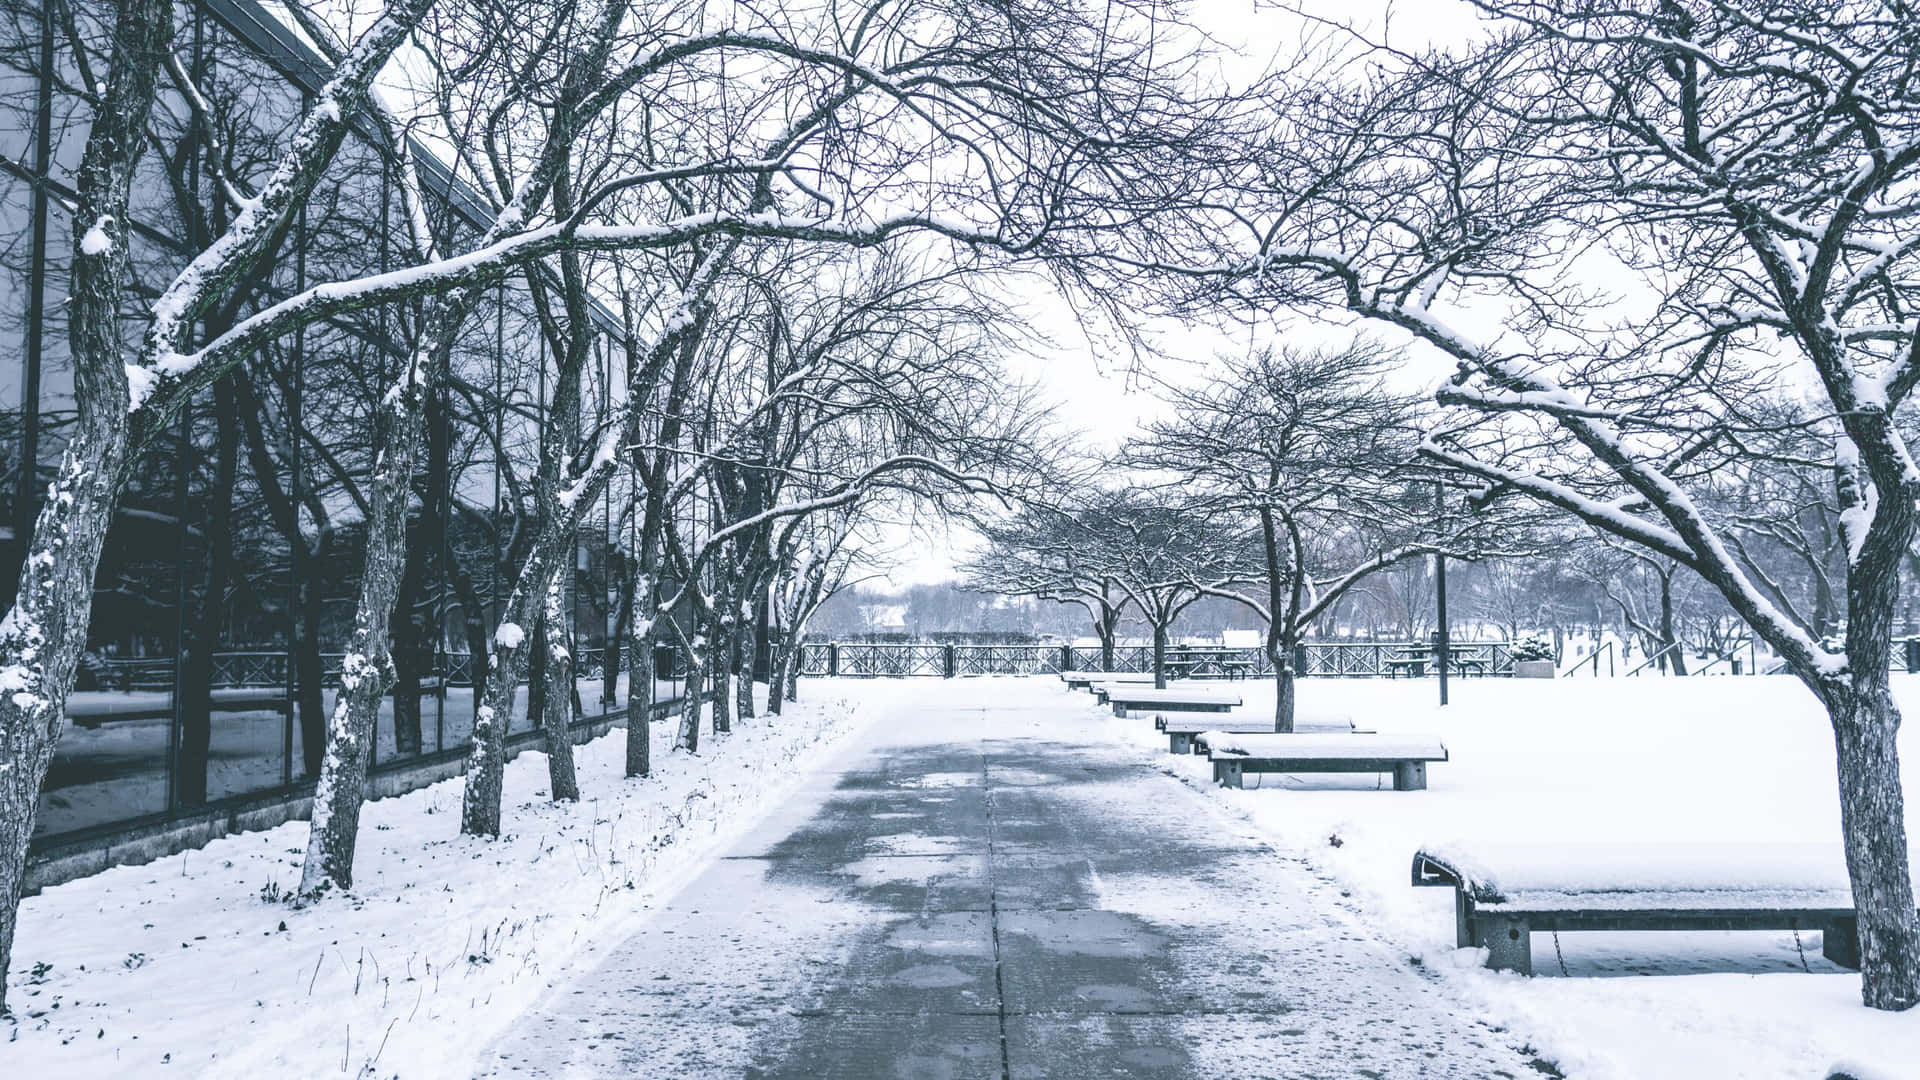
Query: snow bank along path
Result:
<box><xmin>479</xmin><ymin>677</ymin><xmax>1545</xmax><ymax>1078</ymax></box>
<box><xmin>5</xmin><ymin>683</ymin><xmax>887</xmax><ymax>1078</ymax></box>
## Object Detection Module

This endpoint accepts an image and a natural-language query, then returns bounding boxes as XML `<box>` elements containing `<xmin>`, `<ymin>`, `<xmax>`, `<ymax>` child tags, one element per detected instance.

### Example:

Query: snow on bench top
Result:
<box><xmin>1411</xmin><ymin>842</ymin><xmax>1879</xmax><ymax>910</ymax></box>
<box><xmin>1156</xmin><ymin>713</ymin><xmax>1356</xmax><ymax>733</ymax></box>
<box><xmin>1201</xmin><ymin>732</ymin><xmax>1445</xmax><ymax>760</ymax></box>
<box><xmin>1101</xmin><ymin>688</ymin><xmax>1242</xmax><ymax>705</ymax></box>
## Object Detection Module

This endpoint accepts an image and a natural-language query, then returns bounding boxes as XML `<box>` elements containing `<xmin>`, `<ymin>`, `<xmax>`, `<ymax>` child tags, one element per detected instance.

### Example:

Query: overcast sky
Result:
<box><xmin>871</xmin><ymin>0</ymin><xmax>1494</xmax><ymax>590</ymax></box>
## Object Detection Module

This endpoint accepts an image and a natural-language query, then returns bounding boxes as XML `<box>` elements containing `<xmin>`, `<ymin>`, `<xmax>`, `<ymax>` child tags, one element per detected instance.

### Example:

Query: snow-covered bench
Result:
<box><xmin>1088</xmin><ymin>681</ymin><xmax>1170</xmax><ymax>703</ymax></box>
<box><xmin>1154</xmin><ymin>714</ymin><xmax>1364</xmax><ymax>753</ymax></box>
<box><xmin>1102</xmin><ymin>687</ymin><xmax>1240</xmax><ymax>718</ymax></box>
<box><xmin>1409</xmin><ymin>843</ymin><xmax>1874</xmax><ymax>974</ymax></box>
<box><xmin>1198</xmin><ymin>731</ymin><xmax>1445</xmax><ymax>790</ymax></box>
<box><xmin>1061</xmin><ymin>671</ymin><xmax>1154</xmax><ymax>690</ymax></box>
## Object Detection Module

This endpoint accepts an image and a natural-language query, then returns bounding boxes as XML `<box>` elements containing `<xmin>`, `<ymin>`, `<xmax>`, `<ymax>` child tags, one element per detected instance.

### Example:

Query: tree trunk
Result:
<box><xmin>1152</xmin><ymin>622</ymin><xmax>1168</xmax><ymax>689</ymax></box>
<box><xmin>1826</xmin><ymin>682</ymin><xmax>1920</xmax><ymax>1009</ymax></box>
<box><xmin>178</xmin><ymin>377</ymin><xmax>239</xmax><ymax>805</ymax></box>
<box><xmin>392</xmin><ymin>384</ymin><xmax>453</xmax><ymax>757</ymax></box>
<box><xmin>768</xmin><ymin>640</ymin><xmax>789</xmax><ymax>715</ymax></box>
<box><xmin>461</xmin><ymin>525</ymin><xmax>572</xmax><ymax>836</ymax></box>
<box><xmin>625</xmin><ymin>613</ymin><xmax>654</xmax><ymax>777</ymax></box>
<box><xmin>1659</xmin><ymin>571</ymin><xmax>1688</xmax><ymax>676</ymax></box>
<box><xmin>293</xmin><ymin>567</ymin><xmax>327</xmax><ymax>776</ymax></box>
<box><xmin>460</xmin><ymin>591</ymin><xmax>541</xmax><ymax>837</ymax></box>
<box><xmin>526</xmin><ymin>610</ymin><xmax>548</xmax><ymax>757</ymax></box>
<box><xmin>390</xmin><ymin>634</ymin><xmax>424</xmax><ymax>757</ymax></box>
<box><xmin>1271</xmin><ymin>630</ymin><xmax>1298</xmax><ymax>734</ymax></box>
<box><xmin>1274</xmin><ymin>664</ymin><xmax>1297</xmax><ymax>733</ymax></box>
<box><xmin>680</xmin><ymin>635</ymin><xmax>706</xmax><ymax>753</ymax></box>
<box><xmin>235</xmin><ymin>370</ymin><xmax>328</xmax><ymax>776</ymax></box>
<box><xmin>783</xmin><ymin>635</ymin><xmax>802</xmax><ymax>702</ymax></box>
<box><xmin>753</xmin><ymin>593</ymin><xmax>773</xmax><ymax>683</ymax></box>
<box><xmin>389</xmin><ymin>516</ymin><xmax>431</xmax><ymax>759</ymax></box>
<box><xmin>735</xmin><ymin>603</ymin><xmax>756</xmax><ymax>724</ymax></box>
<box><xmin>709</xmin><ymin>616</ymin><xmax>732</xmax><ymax>735</ymax></box>
<box><xmin>604</xmin><ymin>553</ymin><xmax>632</xmax><ymax>712</ymax></box>
<box><xmin>541</xmin><ymin>581</ymin><xmax>579</xmax><ymax>801</ymax></box>
<box><xmin>0</xmin><ymin>439</ymin><xmax>135</xmax><ymax>999</ymax></box>
<box><xmin>299</xmin><ymin>372</ymin><xmax>433</xmax><ymax>890</ymax></box>
<box><xmin>1</xmin><ymin>6</ymin><xmax>172</xmax><ymax>980</ymax></box>
<box><xmin>445</xmin><ymin>548</ymin><xmax>492</xmax><ymax>700</ymax></box>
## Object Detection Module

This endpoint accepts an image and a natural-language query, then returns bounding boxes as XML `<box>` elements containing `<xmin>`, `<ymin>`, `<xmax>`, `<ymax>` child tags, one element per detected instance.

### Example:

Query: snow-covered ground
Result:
<box><xmin>1091</xmin><ymin>673</ymin><xmax>1920</xmax><ymax>1080</ymax></box>
<box><xmin>14</xmin><ymin>673</ymin><xmax>1920</xmax><ymax>1079</ymax></box>
<box><xmin>6</xmin><ymin>682</ymin><xmax>883</xmax><ymax>1079</ymax></box>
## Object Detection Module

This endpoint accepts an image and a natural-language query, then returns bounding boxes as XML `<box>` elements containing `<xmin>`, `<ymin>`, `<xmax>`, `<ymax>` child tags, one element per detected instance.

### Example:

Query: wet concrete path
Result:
<box><xmin>478</xmin><ymin>680</ymin><xmax>1542</xmax><ymax>1078</ymax></box>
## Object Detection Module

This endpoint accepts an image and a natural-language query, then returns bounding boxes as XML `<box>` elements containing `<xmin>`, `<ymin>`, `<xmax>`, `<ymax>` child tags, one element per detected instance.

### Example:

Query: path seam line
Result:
<box><xmin>982</xmin><ymin>741</ymin><xmax>1013</xmax><ymax>1080</ymax></box>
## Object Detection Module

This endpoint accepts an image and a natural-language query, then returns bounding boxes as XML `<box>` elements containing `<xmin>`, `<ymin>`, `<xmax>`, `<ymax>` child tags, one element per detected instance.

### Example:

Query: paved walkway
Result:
<box><xmin>478</xmin><ymin>680</ymin><xmax>1543</xmax><ymax>1078</ymax></box>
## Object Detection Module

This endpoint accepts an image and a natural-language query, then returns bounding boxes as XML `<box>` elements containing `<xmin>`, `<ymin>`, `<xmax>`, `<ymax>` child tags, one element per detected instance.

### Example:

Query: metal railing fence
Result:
<box><xmin>798</xmin><ymin>640</ymin><xmax>1526</xmax><ymax>679</ymax></box>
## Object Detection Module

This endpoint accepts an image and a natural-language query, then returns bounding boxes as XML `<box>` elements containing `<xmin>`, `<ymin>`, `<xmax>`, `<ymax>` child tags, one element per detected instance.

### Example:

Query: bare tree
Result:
<box><xmin>1193</xmin><ymin>3</ymin><xmax>1920</xmax><ymax>1007</ymax></box>
<box><xmin>1709</xmin><ymin>403</ymin><xmax>1850</xmax><ymax>645</ymax></box>
<box><xmin>0</xmin><ymin>0</ymin><xmax>1238</xmax><ymax>994</ymax></box>
<box><xmin>0</xmin><ymin>0</ymin><xmax>435</xmax><ymax>1007</ymax></box>
<box><xmin>1075</xmin><ymin>492</ymin><xmax>1256</xmax><ymax>688</ymax></box>
<box><xmin>767</xmin><ymin>511</ymin><xmax>861</xmax><ymax>713</ymax></box>
<box><xmin>1469</xmin><ymin>557</ymin><xmax>1574</xmax><ymax>647</ymax></box>
<box><xmin>1576</xmin><ymin>543</ymin><xmax>1690</xmax><ymax>675</ymax></box>
<box><xmin>961</xmin><ymin>506</ymin><xmax>1134</xmax><ymax>670</ymax></box>
<box><xmin>1127</xmin><ymin>341</ymin><xmax>1511</xmax><ymax>729</ymax></box>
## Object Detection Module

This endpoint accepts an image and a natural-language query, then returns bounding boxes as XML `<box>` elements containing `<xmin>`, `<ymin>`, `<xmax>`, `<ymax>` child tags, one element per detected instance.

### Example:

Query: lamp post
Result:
<box><xmin>1435</xmin><ymin>551</ymin><xmax>1450</xmax><ymax>707</ymax></box>
<box><xmin>1434</xmin><ymin>482</ymin><xmax>1450</xmax><ymax>707</ymax></box>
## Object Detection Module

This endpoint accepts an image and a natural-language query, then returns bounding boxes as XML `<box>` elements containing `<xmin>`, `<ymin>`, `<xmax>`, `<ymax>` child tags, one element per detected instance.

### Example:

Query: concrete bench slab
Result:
<box><xmin>1199</xmin><ymin>732</ymin><xmax>1445</xmax><ymax>790</ymax></box>
<box><xmin>1154</xmin><ymin>714</ymin><xmax>1365</xmax><ymax>753</ymax></box>
<box><xmin>1061</xmin><ymin>672</ymin><xmax>1155</xmax><ymax>690</ymax></box>
<box><xmin>1408</xmin><ymin>842</ymin><xmax>1902</xmax><ymax>974</ymax></box>
<box><xmin>1100</xmin><ymin>688</ymin><xmax>1241</xmax><ymax>717</ymax></box>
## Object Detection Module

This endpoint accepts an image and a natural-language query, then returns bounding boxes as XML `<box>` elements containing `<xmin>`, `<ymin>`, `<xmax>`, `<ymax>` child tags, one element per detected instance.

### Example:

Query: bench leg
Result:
<box><xmin>1472</xmin><ymin>915</ymin><xmax>1533</xmax><ymax>975</ymax></box>
<box><xmin>1393</xmin><ymin>761</ymin><xmax>1427</xmax><ymax>791</ymax></box>
<box><xmin>1111</xmin><ymin>702</ymin><xmax>1128</xmax><ymax>718</ymax></box>
<box><xmin>1214</xmin><ymin>760</ymin><xmax>1243</xmax><ymax>788</ymax></box>
<box><xmin>1821</xmin><ymin>917</ymin><xmax>1861</xmax><ymax>969</ymax></box>
<box><xmin>1169</xmin><ymin>733</ymin><xmax>1193</xmax><ymax>754</ymax></box>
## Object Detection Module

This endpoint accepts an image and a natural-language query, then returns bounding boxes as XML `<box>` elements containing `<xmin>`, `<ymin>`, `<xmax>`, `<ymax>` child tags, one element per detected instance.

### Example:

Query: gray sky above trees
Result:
<box><xmin>876</xmin><ymin>0</ymin><xmax>1491</xmax><ymax>588</ymax></box>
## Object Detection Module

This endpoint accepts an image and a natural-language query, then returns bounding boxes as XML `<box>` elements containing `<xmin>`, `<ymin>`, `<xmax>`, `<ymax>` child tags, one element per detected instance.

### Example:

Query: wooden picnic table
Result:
<box><xmin>1386</xmin><ymin>645</ymin><xmax>1493</xmax><ymax>677</ymax></box>
<box><xmin>1164</xmin><ymin>649</ymin><xmax>1257</xmax><ymax>680</ymax></box>
<box><xmin>1385</xmin><ymin>649</ymin><xmax>1427</xmax><ymax>678</ymax></box>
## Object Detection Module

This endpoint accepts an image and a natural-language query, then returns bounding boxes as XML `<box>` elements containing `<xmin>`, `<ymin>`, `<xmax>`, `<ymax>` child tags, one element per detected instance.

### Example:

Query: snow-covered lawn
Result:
<box><xmin>6</xmin><ymin>684</ymin><xmax>882</xmax><ymax>1079</ymax></box>
<box><xmin>1093</xmin><ymin>673</ymin><xmax>1920</xmax><ymax>1080</ymax></box>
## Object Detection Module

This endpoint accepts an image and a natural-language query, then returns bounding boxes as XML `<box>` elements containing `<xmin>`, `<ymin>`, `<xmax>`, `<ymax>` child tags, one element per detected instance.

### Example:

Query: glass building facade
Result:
<box><xmin>1</xmin><ymin>0</ymin><xmax>670</xmax><ymax>848</ymax></box>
